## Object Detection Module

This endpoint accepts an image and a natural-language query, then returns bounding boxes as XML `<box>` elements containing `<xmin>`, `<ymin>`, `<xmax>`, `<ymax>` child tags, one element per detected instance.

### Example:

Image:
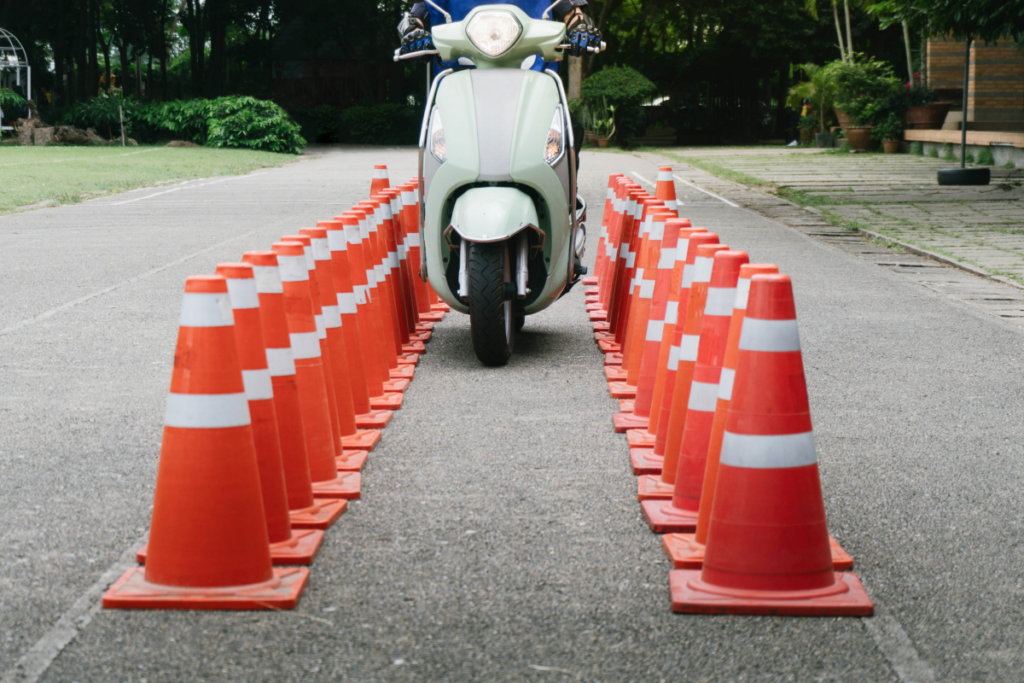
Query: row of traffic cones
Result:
<box><xmin>583</xmin><ymin>170</ymin><xmax>873</xmax><ymax>616</ymax></box>
<box><xmin>103</xmin><ymin>166</ymin><xmax>450</xmax><ymax>610</ymax></box>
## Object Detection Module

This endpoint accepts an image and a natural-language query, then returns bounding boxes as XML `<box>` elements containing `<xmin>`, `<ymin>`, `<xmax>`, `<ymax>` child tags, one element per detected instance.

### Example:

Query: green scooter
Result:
<box><xmin>395</xmin><ymin>4</ymin><xmax>604</xmax><ymax>365</ymax></box>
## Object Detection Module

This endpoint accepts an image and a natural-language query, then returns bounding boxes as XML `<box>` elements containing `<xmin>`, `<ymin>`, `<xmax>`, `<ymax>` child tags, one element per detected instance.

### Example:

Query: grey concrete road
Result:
<box><xmin>1</xmin><ymin>145</ymin><xmax>1022</xmax><ymax>682</ymax></box>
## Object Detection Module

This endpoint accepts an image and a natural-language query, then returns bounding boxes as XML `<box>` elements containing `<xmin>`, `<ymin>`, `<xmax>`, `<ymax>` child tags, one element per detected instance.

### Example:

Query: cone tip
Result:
<box><xmin>184</xmin><ymin>274</ymin><xmax>227</xmax><ymax>293</ymax></box>
<box><xmin>747</xmin><ymin>274</ymin><xmax>796</xmax><ymax>321</ymax></box>
<box><xmin>215</xmin><ymin>263</ymin><xmax>254</xmax><ymax>280</ymax></box>
<box><xmin>272</xmin><ymin>241</ymin><xmax>305</xmax><ymax>256</ymax></box>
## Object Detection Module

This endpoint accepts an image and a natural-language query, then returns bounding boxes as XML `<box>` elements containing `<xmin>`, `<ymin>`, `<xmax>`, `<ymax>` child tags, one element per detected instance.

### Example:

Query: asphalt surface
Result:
<box><xmin>2</xmin><ymin>145</ymin><xmax>1023</xmax><ymax>682</ymax></box>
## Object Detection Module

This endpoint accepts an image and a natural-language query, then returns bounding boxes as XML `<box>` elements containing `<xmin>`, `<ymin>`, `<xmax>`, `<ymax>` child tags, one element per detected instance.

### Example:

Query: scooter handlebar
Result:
<box><xmin>394</xmin><ymin>47</ymin><xmax>441</xmax><ymax>62</ymax></box>
<box><xmin>555</xmin><ymin>41</ymin><xmax>606</xmax><ymax>53</ymax></box>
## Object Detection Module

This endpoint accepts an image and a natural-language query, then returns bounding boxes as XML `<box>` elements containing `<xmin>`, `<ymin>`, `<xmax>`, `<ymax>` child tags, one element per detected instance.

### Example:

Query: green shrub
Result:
<box><xmin>62</xmin><ymin>93</ymin><xmax>128</xmax><ymax>138</ymax></box>
<box><xmin>910</xmin><ymin>141</ymin><xmax>924</xmax><ymax>155</ymax></box>
<box><xmin>830</xmin><ymin>55</ymin><xmax>901</xmax><ymax>125</ymax></box>
<box><xmin>581</xmin><ymin>66</ymin><xmax>657</xmax><ymax>147</ymax></box>
<box><xmin>0</xmin><ymin>87</ymin><xmax>27</xmax><ymax>110</ymax></box>
<box><xmin>941</xmin><ymin>143</ymin><xmax>954</xmax><ymax>160</ymax></box>
<box><xmin>302</xmin><ymin>105</ymin><xmax>342</xmax><ymax>143</ymax></box>
<box><xmin>927</xmin><ymin>146</ymin><xmax>939</xmax><ymax>158</ymax></box>
<box><xmin>1004</xmin><ymin>161</ymin><xmax>1017</xmax><ymax>169</ymax></box>
<box><xmin>965</xmin><ymin>152</ymin><xmax>975</xmax><ymax>163</ymax></box>
<box><xmin>339</xmin><ymin>104</ymin><xmax>420</xmax><ymax>145</ymax></box>
<box><xmin>976</xmin><ymin>148</ymin><xmax>995</xmax><ymax>165</ymax></box>
<box><xmin>207</xmin><ymin>97</ymin><xmax>305</xmax><ymax>154</ymax></box>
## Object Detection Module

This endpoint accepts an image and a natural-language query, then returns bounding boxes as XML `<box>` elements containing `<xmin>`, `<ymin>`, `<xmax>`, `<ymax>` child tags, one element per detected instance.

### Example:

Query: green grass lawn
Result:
<box><xmin>0</xmin><ymin>145</ymin><xmax>300</xmax><ymax>214</ymax></box>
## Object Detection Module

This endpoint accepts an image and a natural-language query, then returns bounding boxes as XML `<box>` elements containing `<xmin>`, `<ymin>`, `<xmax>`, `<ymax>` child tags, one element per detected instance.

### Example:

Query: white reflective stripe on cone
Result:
<box><xmin>720</xmin><ymin>431</ymin><xmax>817</xmax><ymax>469</ymax></box>
<box><xmin>682</xmin><ymin>264</ymin><xmax>695</xmax><ymax>288</ymax></box>
<box><xmin>242</xmin><ymin>369</ymin><xmax>274</xmax><ymax>401</ymax></box>
<box><xmin>406</xmin><ymin>233</ymin><xmax>421</xmax><ymax>248</ymax></box>
<box><xmin>290</xmin><ymin>331</ymin><xmax>321</xmax><ymax>359</ymax></box>
<box><xmin>694</xmin><ymin>256</ymin><xmax>714</xmax><ymax>283</ymax></box>
<box><xmin>180</xmin><ymin>293</ymin><xmax>234</xmax><ymax>328</ymax></box>
<box><xmin>345</xmin><ymin>226</ymin><xmax>361</xmax><ymax>245</ymax></box>
<box><xmin>619</xmin><ymin>244</ymin><xmax>629</xmax><ymax>259</ymax></box>
<box><xmin>658</xmin><ymin>248</ymin><xmax>676</xmax><ymax>269</ymax></box>
<box><xmin>327</xmin><ymin>230</ymin><xmax>348</xmax><ymax>252</ymax></box>
<box><xmin>337</xmin><ymin>293</ymin><xmax>357</xmax><ymax>314</ymax></box>
<box><xmin>680</xmin><ymin>334</ymin><xmax>700</xmax><ymax>362</ymax></box>
<box><xmin>606</xmin><ymin>187</ymin><xmax>614</xmax><ymax>199</ymax></box>
<box><xmin>664</xmin><ymin>200</ymin><xmax>678</xmax><ymax>211</ymax></box>
<box><xmin>353</xmin><ymin>286</ymin><xmax>367</xmax><ymax>305</ymax></box>
<box><xmin>657</xmin><ymin>170</ymin><xmax>673</xmax><ymax>181</ymax></box>
<box><xmin>705</xmin><ymin>287</ymin><xmax>736</xmax><ymax>316</ymax></box>
<box><xmin>739</xmin><ymin>318</ymin><xmax>801</xmax><ymax>353</ymax></box>
<box><xmin>225</xmin><ymin>278</ymin><xmax>260</xmax><ymax>310</ymax></box>
<box><xmin>668</xmin><ymin>345</ymin><xmax>681</xmax><ymax>370</ymax></box>
<box><xmin>402</xmin><ymin>191</ymin><xmax>415</xmax><ymax>204</ymax></box>
<box><xmin>646</xmin><ymin>320</ymin><xmax>665</xmax><ymax>342</ymax></box>
<box><xmin>735</xmin><ymin>278</ymin><xmax>752</xmax><ymax>310</ymax></box>
<box><xmin>664</xmin><ymin>301</ymin><xmax>679</xmax><ymax>325</ymax></box>
<box><xmin>625</xmin><ymin>251</ymin><xmax>636</xmax><ymax>268</ymax></box>
<box><xmin>398</xmin><ymin>245</ymin><xmax>408</xmax><ymax>259</ymax></box>
<box><xmin>322</xmin><ymin>305</ymin><xmax>341</xmax><ymax>328</ymax></box>
<box><xmin>311</xmin><ymin>238</ymin><xmax>331</xmax><ymax>261</ymax></box>
<box><xmin>277</xmin><ymin>255</ymin><xmax>308</xmax><ymax>282</ymax></box>
<box><xmin>373</xmin><ymin>169</ymin><xmax>388</xmax><ymax>179</ymax></box>
<box><xmin>381</xmin><ymin>204</ymin><xmax>392</xmax><ymax>220</ymax></box>
<box><xmin>633</xmin><ymin>203</ymin><xmax>643</xmax><ymax>219</ymax></box>
<box><xmin>639</xmin><ymin>216</ymin><xmax>651</xmax><ymax>236</ymax></box>
<box><xmin>366</xmin><ymin>269</ymin><xmax>377</xmax><ymax>287</ymax></box>
<box><xmin>251</xmin><ymin>266</ymin><xmax>283</xmax><ymax>294</ymax></box>
<box><xmin>718</xmin><ymin>367</ymin><xmax>735</xmax><ymax>400</ymax></box>
<box><xmin>687</xmin><ymin>381</ymin><xmax>719</xmax><ymax>411</ymax></box>
<box><xmin>314</xmin><ymin>314</ymin><xmax>326</xmax><ymax>340</ymax></box>
<box><xmin>164</xmin><ymin>392</ymin><xmax>251</xmax><ymax>428</ymax></box>
<box><xmin>639</xmin><ymin>279</ymin><xmax>655</xmax><ymax>299</ymax></box>
<box><xmin>266</xmin><ymin>347</ymin><xmax>296</xmax><ymax>377</ymax></box>
<box><xmin>374</xmin><ymin>265</ymin><xmax>385</xmax><ymax>282</ymax></box>
<box><xmin>301</xmin><ymin>246</ymin><xmax>316</xmax><ymax>271</ymax></box>
<box><xmin>677</xmin><ymin>239</ymin><xmax>689</xmax><ymax>262</ymax></box>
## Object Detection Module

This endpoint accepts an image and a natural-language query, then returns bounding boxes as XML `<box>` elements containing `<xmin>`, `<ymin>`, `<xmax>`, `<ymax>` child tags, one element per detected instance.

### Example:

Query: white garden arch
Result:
<box><xmin>0</xmin><ymin>27</ymin><xmax>31</xmax><ymax>126</ymax></box>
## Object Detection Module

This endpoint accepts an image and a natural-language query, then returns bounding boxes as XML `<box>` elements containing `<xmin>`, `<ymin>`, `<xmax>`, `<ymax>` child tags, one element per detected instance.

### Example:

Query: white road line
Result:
<box><xmin>630</xmin><ymin>172</ymin><xmax>655</xmax><ymax>187</ymax></box>
<box><xmin>862</xmin><ymin>601</ymin><xmax>937</xmax><ymax>682</ymax></box>
<box><xmin>0</xmin><ymin>540</ymin><xmax>143</xmax><ymax>683</ymax></box>
<box><xmin>673</xmin><ymin>173</ymin><xmax>740</xmax><ymax>208</ymax></box>
<box><xmin>111</xmin><ymin>172</ymin><xmax>266</xmax><ymax>205</ymax></box>
<box><xmin>0</xmin><ymin>148</ymin><xmax>162</xmax><ymax>168</ymax></box>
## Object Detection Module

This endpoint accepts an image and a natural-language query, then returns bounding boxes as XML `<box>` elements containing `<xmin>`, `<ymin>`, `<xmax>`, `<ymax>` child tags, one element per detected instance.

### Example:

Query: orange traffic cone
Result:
<box><xmin>588</xmin><ymin>173</ymin><xmax>624</xmax><ymax>290</ymax></box>
<box><xmin>662</xmin><ymin>264</ymin><xmax>852</xmax><ymax>571</ymax></box>
<box><xmin>103</xmin><ymin>275</ymin><xmax>309</xmax><ymax>609</ymax></box>
<box><xmin>655</xmin><ymin>167</ymin><xmax>679</xmax><ymax>217</ymax></box>
<box><xmin>299</xmin><ymin>227</ymin><xmax>371</xmax><ymax>471</ymax></box>
<box><xmin>641</xmin><ymin>250</ymin><xmax>748</xmax><ymax>532</ymax></box>
<box><xmin>371</xmin><ymin>193</ymin><xmax>424</xmax><ymax>361</ymax></box>
<box><xmin>670</xmin><ymin>274</ymin><xmax>872</xmax><ymax>615</ymax></box>
<box><xmin>272</xmin><ymin>241</ymin><xmax>361</xmax><ymax>500</ymax></box>
<box><xmin>637</xmin><ymin>242</ymin><xmax>729</xmax><ymax>500</ymax></box>
<box><xmin>242</xmin><ymin>251</ymin><xmax>347</xmax><ymax>530</ymax></box>
<box><xmin>371</xmin><ymin>164</ymin><xmax>390</xmax><ymax>196</ymax></box>
<box><xmin>626</xmin><ymin>231</ymin><xmax>718</xmax><ymax>454</ymax></box>
<box><xmin>318</xmin><ymin>219</ymin><xmax>392</xmax><ymax>437</ymax></box>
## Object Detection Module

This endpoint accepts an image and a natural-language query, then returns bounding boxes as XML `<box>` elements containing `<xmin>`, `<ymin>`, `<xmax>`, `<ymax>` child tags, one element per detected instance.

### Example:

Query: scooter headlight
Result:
<box><xmin>543</xmin><ymin>106</ymin><xmax>565</xmax><ymax>165</ymax></box>
<box><xmin>428</xmin><ymin>107</ymin><xmax>446</xmax><ymax>164</ymax></box>
<box><xmin>466</xmin><ymin>10</ymin><xmax>522</xmax><ymax>57</ymax></box>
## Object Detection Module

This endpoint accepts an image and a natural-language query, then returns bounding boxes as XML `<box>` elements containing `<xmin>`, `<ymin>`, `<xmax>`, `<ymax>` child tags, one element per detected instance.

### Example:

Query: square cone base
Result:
<box><xmin>605</xmin><ymin>366</ymin><xmax>628</xmax><ymax>381</ymax></box>
<box><xmin>409</xmin><ymin>331</ymin><xmax>431</xmax><ymax>343</ymax></box>
<box><xmin>420</xmin><ymin>311</ymin><xmax>445</xmax><ymax>322</ymax></box>
<box><xmin>595</xmin><ymin>332</ymin><xmax>616</xmax><ymax>343</ymax></box>
<box><xmin>103</xmin><ymin>567</ymin><xmax>309</xmax><ymax>610</ymax></box>
<box><xmin>608</xmin><ymin>381</ymin><xmax>636</xmax><ymax>399</ymax></box>
<box><xmin>641</xmin><ymin>499</ymin><xmax>698</xmax><ymax>533</ymax></box>
<box><xmin>289</xmin><ymin>500</ymin><xmax>347</xmax><ymax>530</ymax></box>
<box><xmin>669</xmin><ymin>570</ymin><xmax>874</xmax><ymax>616</ymax></box>
<box><xmin>605</xmin><ymin>352</ymin><xmax>623</xmax><ymax>366</ymax></box>
<box><xmin>391</xmin><ymin>365</ymin><xmax>415</xmax><ymax>380</ymax></box>
<box><xmin>354</xmin><ymin>410</ymin><xmax>392</xmax><ymax>430</ymax></box>
<box><xmin>136</xmin><ymin>527</ymin><xmax>325</xmax><ymax>566</ymax></box>
<box><xmin>619</xmin><ymin>399</ymin><xmax>635</xmax><ymax>413</ymax></box>
<box><xmin>598</xmin><ymin>340</ymin><xmax>620</xmax><ymax>353</ymax></box>
<box><xmin>614</xmin><ymin>411</ymin><xmax>648</xmax><ymax>433</ymax></box>
<box><xmin>585</xmin><ymin>295</ymin><xmax>599</xmax><ymax>304</ymax></box>
<box><xmin>344</xmin><ymin>428</ymin><xmax>384</xmax><ymax>449</ymax></box>
<box><xmin>627</xmin><ymin>429</ymin><xmax>656</xmax><ymax>449</ymax></box>
<box><xmin>311</xmin><ymin>471</ymin><xmax>361</xmax><ymax>500</ymax></box>
<box><xmin>383</xmin><ymin>378</ymin><xmax>410</xmax><ymax>393</ymax></box>
<box><xmin>586</xmin><ymin>303</ymin><xmax>603</xmax><ymax>312</ymax></box>
<box><xmin>637</xmin><ymin>474</ymin><xmax>674</xmax><ymax>501</ymax></box>
<box><xmin>398</xmin><ymin>353</ymin><xmax>420</xmax><ymax>365</ymax></box>
<box><xmin>371</xmin><ymin>393</ymin><xmax>404</xmax><ymax>410</ymax></box>
<box><xmin>583</xmin><ymin>277</ymin><xmax>599</xmax><ymax>287</ymax></box>
<box><xmin>432</xmin><ymin>302</ymin><xmax>450</xmax><ymax>312</ymax></box>
<box><xmin>402</xmin><ymin>342</ymin><xmax>426</xmax><ymax>355</ymax></box>
<box><xmin>663</xmin><ymin>533</ymin><xmax>853</xmax><ymax>571</ymax></box>
<box><xmin>590</xmin><ymin>311</ymin><xmax>608</xmax><ymax>322</ymax></box>
<box><xmin>593</xmin><ymin>322</ymin><xmax>610</xmax><ymax>332</ymax></box>
<box><xmin>631</xmin><ymin>447</ymin><xmax>663</xmax><ymax>475</ymax></box>
<box><xmin>337</xmin><ymin>449</ymin><xmax>368</xmax><ymax>471</ymax></box>
<box><xmin>416</xmin><ymin>322</ymin><xmax>435</xmax><ymax>332</ymax></box>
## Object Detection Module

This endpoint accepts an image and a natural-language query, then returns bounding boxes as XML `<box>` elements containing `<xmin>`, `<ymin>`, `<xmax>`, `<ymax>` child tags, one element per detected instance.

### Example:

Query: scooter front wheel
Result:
<box><xmin>468</xmin><ymin>240</ymin><xmax>514</xmax><ymax>366</ymax></box>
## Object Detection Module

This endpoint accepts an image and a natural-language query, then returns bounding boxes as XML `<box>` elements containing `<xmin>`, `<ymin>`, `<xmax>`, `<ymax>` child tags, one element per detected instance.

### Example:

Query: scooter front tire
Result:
<box><xmin>468</xmin><ymin>241</ymin><xmax>515</xmax><ymax>366</ymax></box>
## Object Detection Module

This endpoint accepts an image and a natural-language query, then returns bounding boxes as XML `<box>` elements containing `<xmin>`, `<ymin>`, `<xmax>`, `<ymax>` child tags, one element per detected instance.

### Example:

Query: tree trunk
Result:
<box><xmin>117</xmin><ymin>42</ymin><xmax>128</xmax><ymax>92</ymax></box>
<box><xmin>207</xmin><ymin>0</ymin><xmax>227</xmax><ymax>97</ymax></box>
<box><xmin>843</xmin><ymin>0</ymin><xmax>853</xmax><ymax>61</ymax></box>
<box><xmin>832</xmin><ymin>1</ymin><xmax>846</xmax><ymax>62</ymax></box>
<box><xmin>775</xmin><ymin>65</ymin><xmax>789</xmax><ymax>137</ymax></box>
<box><xmin>961</xmin><ymin>37</ymin><xmax>971</xmax><ymax>168</ymax></box>
<box><xmin>135</xmin><ymin>56</ymin><xmax>142</xmax><ymax>98</ymax></box>
<box><xmin>920</xmin><ymin>30</ymin><xmax>928</xmax><ymax>88</ymax></box>
<box><xmin>56</xmin><ymin>0</ymin><xmax>66</xmax><ymax>105</ymax></box>
<box><xmin>902</xmin><ymin>21</ymin><xmax>914</xmax><ymax>82</ymax></box>
<box><xmin>568</xmin><ymin>55</ymin><xmax>582</xmax><ymax>101</ymax></box>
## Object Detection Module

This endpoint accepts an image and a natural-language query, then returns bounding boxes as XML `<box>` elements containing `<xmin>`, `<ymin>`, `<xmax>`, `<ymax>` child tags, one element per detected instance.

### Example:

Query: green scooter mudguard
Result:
<box><xmin>449</xmin><ymin>187</ymin><xmax>539</xmax><ymax>243</ymax></box>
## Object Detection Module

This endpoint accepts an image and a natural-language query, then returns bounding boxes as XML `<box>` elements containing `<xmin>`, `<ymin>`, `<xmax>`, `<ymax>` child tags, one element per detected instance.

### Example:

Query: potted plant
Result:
<box><xmin>786</xmin><ymin>63</ymin><xmax>838</xmax><ymax>147</ymax></box>
<box><xmin>592</xmin><ymin>100</ymin><xmax>616</xmax><ymax>148</ymax></box>
<box><xmin>904</xmin><ymin>75</ymin><xmax>950</xmax><ymax>129</ymax></box>
<box><xmin>830</xmin><ymin>55</ymin><xmax>900</xmax><ymax>149</ymax></box>
<box><xmin>873</xmin><ymin>112</ymin><xmax>903</xmax><ymax>153</ymax></box>
<box><xmin>798</xmin><ymin>112</ymin><xmax>817</xmax><ymax>144</ymax></box>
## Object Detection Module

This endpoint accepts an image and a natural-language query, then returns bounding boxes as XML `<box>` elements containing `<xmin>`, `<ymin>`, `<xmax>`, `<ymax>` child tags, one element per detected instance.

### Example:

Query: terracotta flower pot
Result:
<box><xmin>845</xmin><ymin>127</ymin><xmax>873</xmax><ymax>151</ymax></box>
<box><xmin>585</xmin><ymin>130</ymin><xmax>597</xmax><ymax>145</ymax></box>
<box><xmin>834</xmin><ymin>108</ymin><xmax>853</xmax><ymax>129</ymax></box>
<box><xmin>905</xmin><ymin>102</ymin><xmax>952</xmax><ymax>130</ymax></box>
<box><xmin>597</xmin><ymin>137</ymin><xmax>609</xmax><ymax>148</ymax></box>
<box><xmin>883</xmin><ymin>139</ymin><xmax>900</xmax><ymax>154</ymax></box>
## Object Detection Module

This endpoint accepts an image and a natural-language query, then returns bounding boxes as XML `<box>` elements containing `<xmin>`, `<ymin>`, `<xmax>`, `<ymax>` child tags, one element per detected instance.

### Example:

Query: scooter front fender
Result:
<box><xmin>449</xmin><ymin>187</ymin><xmax>539</xmax><ymax>243</ymax></box>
